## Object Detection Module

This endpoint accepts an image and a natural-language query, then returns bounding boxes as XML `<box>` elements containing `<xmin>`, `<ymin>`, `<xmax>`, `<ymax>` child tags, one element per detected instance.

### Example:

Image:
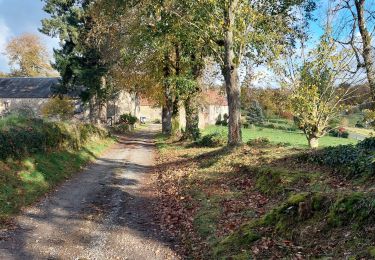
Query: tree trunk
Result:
<box><xmin>308</xmin><ymin>136</ymin><xmax>319</xmax><ymax>149</ymax></box>
<box><xmin>89</xmin><ymin>96</ymin><xmax>98</xmax><ymax>124</ymax></box>
<box><xmin>162</xmin><ymin>52</ymin><xmax>173</xmax><ymax>135</ymax></box>
<box><xmin>184</xmin><ymin>53</ymin><xmax>201</xmax><ymax>140</ymax></box>
<box><xmin>162</xmin><ymin>104</ymin><xmax>173</xmax><ymax>135</ymax></box>
<box><xmin>184</xmin><ymin>95</ymin><xmax>200</xmax><ymax>140</ymax></box>
<box><xmin>223</xmin><ymin>1</ymin><xmax>242</xmax><ymax>146</ymax></box>
<box><xmin>355</xmin><ymin>0</ymin><xmax>375</xmax><ymax>102</ymax></box>
<box><xmin>171</xmin><ymin>44</ymin><xmax>181</xmax><ymax>135</ymax></box>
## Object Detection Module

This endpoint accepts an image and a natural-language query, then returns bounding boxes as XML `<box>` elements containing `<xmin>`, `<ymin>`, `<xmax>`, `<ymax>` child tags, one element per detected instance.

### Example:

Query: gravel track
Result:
<box><xmin>0</xmin><ymin>125</ymin><xmax>179</xmax><ymax>260</ymax></box>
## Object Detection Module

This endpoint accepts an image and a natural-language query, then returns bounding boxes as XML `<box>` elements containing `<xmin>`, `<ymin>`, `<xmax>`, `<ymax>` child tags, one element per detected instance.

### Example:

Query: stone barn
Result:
<box><xmin>179</xmin><ymin>89</ymin><xmax>229</xmax><ymax>129</ymax></box>
<box><xmin>0</xmin><ymin>77</ymin><xmax>68</xmax><ymax>117</ymax></box>
<box><xmin>0</xmin><ymin>77</ymin><xmax>228</xmax><ymax>129</ymax></box>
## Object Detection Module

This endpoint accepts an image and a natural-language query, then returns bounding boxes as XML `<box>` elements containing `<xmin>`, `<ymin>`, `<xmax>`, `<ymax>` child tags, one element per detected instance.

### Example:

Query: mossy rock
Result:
<box><xmin>368</xmin><ymin>246</ymin><xmax>375</xmax><ymax>257</ymax></box>
<box><xmin>255</xmin><ymin>168</ymin><xmax>282</xmax><ymax>195</ymax></box>
<box><xmin>328</xmin><ymin>193</ymin><xmax>375</xmax><ymax>228</ymax></box>
<box><xmin>213</xmin><ymin>222</ymin><xmax>261</xmax><ymax>258</ymax></box>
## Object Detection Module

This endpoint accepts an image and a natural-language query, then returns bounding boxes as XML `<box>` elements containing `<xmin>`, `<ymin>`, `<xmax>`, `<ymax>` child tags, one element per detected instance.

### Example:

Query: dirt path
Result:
<box><xmin>0</xmin><ymin>125</ymin><xmax>179</xmax><ymax>260</ymax></box>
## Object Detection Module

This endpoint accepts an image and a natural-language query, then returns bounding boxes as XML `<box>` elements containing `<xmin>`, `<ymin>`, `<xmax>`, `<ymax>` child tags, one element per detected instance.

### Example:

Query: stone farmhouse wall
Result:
<box><xmin>136</xmin><ymin>105</ymin><xmax>162</xmax><ymax>122</ymax></box>
<box><xmin>0</xmin><ymin>98</ymin><xmax>50</xmax><ymax>116</ymax></box>
<box><xmin>0</xmin><ymin>92</ymin><xmax>228</xmax><ymax>129</ymax></box>
<box><xmin>178</xmin><ymin>104</ymin><xmax>229</xmax><ymax>129</ymax></box>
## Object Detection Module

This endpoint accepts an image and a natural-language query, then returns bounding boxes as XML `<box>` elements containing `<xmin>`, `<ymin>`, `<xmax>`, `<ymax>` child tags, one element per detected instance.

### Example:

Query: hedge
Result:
<box><xmin>302</xmin><ymin>137</ymin><xmax>375</xmax><ymax>178</ymax></box>
<box><xmin>0</xmin><ymin>118</ymin><xmax>108</xmax><ymax>160</ymax></box>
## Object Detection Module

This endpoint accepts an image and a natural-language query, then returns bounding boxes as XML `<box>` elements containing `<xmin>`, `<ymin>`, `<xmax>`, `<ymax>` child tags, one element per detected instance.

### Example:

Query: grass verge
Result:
<box><xmin>154</xmin><ymin>136</ymin><xmax>374</xmax><ymax>259</ymax></box>
<box><xmin>0</xmin><ymin>137</ymin><xmax>115</xmax><ymax>223</ymax></box>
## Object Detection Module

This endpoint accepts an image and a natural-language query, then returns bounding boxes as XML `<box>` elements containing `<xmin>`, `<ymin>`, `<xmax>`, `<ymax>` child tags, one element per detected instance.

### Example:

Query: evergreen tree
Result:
<box><xmin>41</xmin><ymin>0</ymin><xmax>108</xmax><ymax>123</ymax></box>
<box><xmin>247</xmin><ymin>100</ymin><xmax>265</xmax><ymax>125</ymax></box>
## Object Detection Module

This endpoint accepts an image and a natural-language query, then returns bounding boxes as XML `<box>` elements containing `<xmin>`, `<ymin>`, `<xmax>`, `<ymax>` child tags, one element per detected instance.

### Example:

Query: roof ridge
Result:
<box><xmin>0</xmin><ymin>77</ymin><xmax>60</xmax><ymax>79</ymax></box>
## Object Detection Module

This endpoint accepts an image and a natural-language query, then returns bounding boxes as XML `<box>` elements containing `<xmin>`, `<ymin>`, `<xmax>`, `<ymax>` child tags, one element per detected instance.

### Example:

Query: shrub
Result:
<box><xmin>222</xmin><ymin>114</ymin><xmax>229</xmax><ymax>126</ymax></box>
<box><xmin>329</xmin><ymin>128</ymin><xmax>349</xmax><ymax>138</ymax></box>
<box><xmin>197</xmin><ymin>132</ymin><xmax>226</xmax><ymax>147</ymax></box>
<box><xmin>243</xmin><ymin>122</ymin><xmax>250</xmax><ymax>129</ymax></box>
<box><xmin>41</xmin><ymin>97</ymin><xmax>75</xmax><ymax>120</ymax></box>
<box><xmin>247</xmin><ymin>137</ymin><xmax>270</xmax><ymax>146</ymax></box>
<box><xmin>357</xmin><ymin>137</ymin><xmax>375</xmax><ymax>150</ymax></box>
<box><xmin>215</xmin><ymin>114</ymin><xmax>222</xmax><ymax>125</ymax></box>
<box><xmin>0</xmin><ymin>117</ymin><xmax>108</xmax><ymax>160</ymax></box>
<box><xmin>111</xmin><ymin>123</ymin><xmax>132</xmax><ymax>134</ymax></box>
<box><xmin>119</xmin><ymin>113</ymin><xmax>138</xmax><ymax>125</ymax></box>
<box><xmin>303</xmin><ymin>138</ymin><xmax>375</xmax><ymax>178</ymax></box>
<box><xmin>355</xmin><ymin>121</ymin><xmax>365</xmax><ymax>128</ymax></box>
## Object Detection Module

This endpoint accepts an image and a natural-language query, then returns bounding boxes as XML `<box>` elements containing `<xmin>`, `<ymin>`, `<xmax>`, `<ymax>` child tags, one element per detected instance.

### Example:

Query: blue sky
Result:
<box><xmin>0</xmin><ymin>0</ymin><xmax>59</xmax><ymax>72</ymax></box>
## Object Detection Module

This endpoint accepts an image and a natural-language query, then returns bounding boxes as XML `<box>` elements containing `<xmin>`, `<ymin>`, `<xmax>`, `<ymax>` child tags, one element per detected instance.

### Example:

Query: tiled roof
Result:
<box><xmin>139</xmin><ymin>96</ymin><xmax>156</xmax><ymax>106</ymax></box>
<box><xmin>203</xmin><ymin>89</ymin><xmax>228</xmax><ymax>106</ymax></box>
<box><xmin>0</xmin><ymin>77</ymin><xmax>78</xmax><ymax>98</ymax></box>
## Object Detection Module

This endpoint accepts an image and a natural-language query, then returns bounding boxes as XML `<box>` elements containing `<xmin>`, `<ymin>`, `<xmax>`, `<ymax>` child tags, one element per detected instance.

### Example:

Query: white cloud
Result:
<box><xmin>0</xmin><ymin>18</ymin><xmax>12</xmax><ymax>72</ymax></box>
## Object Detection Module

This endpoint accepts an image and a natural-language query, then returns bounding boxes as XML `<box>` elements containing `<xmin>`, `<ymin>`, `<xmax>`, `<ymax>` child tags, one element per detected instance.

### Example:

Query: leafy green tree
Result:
<box><xmin>4</xmin><ymin>33</ymin><xmax>56</xmax><ymax>77</ymax></box>
<box><xmin>41</xmin><ymin>97</ymin><xmax>75</xmax><ymax>120</ymax></box>
<box><xmin>291</xmin><ymin>31</ymin><xmax>355</xmax><ymax>148</ymax></box>
<box><xmin>183</xmin><ymin>0</ymin><xmax>316</xmax><ymax>145</ymax></box>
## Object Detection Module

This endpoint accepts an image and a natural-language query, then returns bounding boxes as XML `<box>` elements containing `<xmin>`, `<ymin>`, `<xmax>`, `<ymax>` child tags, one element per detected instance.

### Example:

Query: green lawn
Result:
<box><xmin>203</xmin><ymin>125</ymin><xmax>358</xmax><ymax>148</ymax></box>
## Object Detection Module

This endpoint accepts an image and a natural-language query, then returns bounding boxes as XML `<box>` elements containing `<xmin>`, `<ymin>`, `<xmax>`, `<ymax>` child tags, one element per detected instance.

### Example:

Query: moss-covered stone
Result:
<box><xmin>368</xmin><ymin>246</ymin><xmax>375</xmax><ymax>257</ymax></box>
<box><xmin>255</xmin><ymin>168</ymin><xmax>282</xmax><ymax>195</ymax></box>
<box><xmin>328</xmin><ymin>193</ymin><xmax>375</xmax><ymax>228</ymax></box>
<box><xmin>213</xmin><ymin>223</ymin><xmax>260</xmax><ymax>258</ymax></box>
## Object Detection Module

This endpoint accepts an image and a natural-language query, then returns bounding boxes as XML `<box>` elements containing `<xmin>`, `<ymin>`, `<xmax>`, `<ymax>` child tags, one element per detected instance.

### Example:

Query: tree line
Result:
<box><xmin>37</xmin><ymin>0</ymin><xmax>374</xmax><ymax>148</ymax></box>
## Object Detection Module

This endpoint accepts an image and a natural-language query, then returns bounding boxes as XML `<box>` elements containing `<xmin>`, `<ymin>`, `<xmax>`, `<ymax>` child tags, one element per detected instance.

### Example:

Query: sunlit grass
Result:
<box><xmin>203</xmin><ymin>125</ymin><xmax>358</xmax><ymax>148</ymax></box>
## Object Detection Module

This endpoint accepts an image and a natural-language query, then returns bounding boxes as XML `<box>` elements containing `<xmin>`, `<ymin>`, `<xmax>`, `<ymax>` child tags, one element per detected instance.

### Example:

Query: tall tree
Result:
<box><xmin>185</xmin><ymin>0</ymin><xmax>316</xmax><ymax>145</ymax></box>
<box><xmin>41</xmin><ymin>0</ymin><xmax>108</xmax><ymax>123</ymax></box>
<box><xmin>332</xmin><ymin>0</ymin><xmax>375</xmax><ymax>102</ymax></box>
<box><xmin>4</xmin><ymin>33</ymin><xmax>56</xmax><ymax>77</ymax></box>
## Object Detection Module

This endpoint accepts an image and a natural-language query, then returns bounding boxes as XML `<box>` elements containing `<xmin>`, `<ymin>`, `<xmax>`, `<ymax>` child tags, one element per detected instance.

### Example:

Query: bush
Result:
<box><xmin>0</xmin><ymin>117</ymin><xmax>108</xmax><ymax>160</ymax></box>
<box><xmin>303</xmin><ymin>137</ymin><xmax>375</xmax><ymax>178</ymax></box>
<box><xmin>329</xmin><ymin>128</ymin><xmax>349</xmax><ymax>138</ymax></box>
<box><xmin>41</xmin><ymin>97</ymin><xmax>75</xmax><ymax>120</ymax></box>
<box><xmin>355</xmin><ymin>121</ymin><xmax>365</xmax><ymax>128</ymax></box>
<box><xmin>222</xmin><ymin>114</ymin><xmax>229</xmax><ymax>126</ymax></box>
<box><xmin>119</xmin><ymin>113</ymin><xmax>138</xmax><ymax>125</ymax></box>
<box><xmin>111</xmin><ymin>123</ymin><xmax>133</xmax><ymax>134</ymax></box>
<box><xmin>243</xmin><ymin>122</ymin><xmax>250</xmax><ymax>129</ymax></box>
<box><xmin>247</xmin><ymin>137</ymin><xmax>270</xmax><ymax>146</ymax></box>
<box><xmin>357</xmin><ymin>137</ymin><xmax>375</xmax><ymax>150</ymax></box>
<box><xmin>216</xmin><ymin>114</ymin><xmax>222</xmax><ymax>126</ymax></box>
<box><xmin>196</xmin><ymin>132</ymin><xmax>226</xmax><ymax>147</ymax></box>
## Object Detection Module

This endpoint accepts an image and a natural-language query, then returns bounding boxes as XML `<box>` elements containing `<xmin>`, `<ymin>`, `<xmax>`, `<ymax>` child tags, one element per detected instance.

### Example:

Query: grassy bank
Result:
<box><xmin>204</xmin><ymin>125</ymin><xmax>357</xmax><ymax>147</ymax></box>
<box><xmin>0</xmin><ymin>116</ymin><xmax>115</xmax><ymax>223</ymax></box>
<box><xmin>154</xmin><ymin>135</ymin><xmax>375</xmax><ymax>259</ymax></box>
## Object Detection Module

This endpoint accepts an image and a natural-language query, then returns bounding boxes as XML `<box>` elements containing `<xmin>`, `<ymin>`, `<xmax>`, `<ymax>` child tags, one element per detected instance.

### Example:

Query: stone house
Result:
<box><xmin>0</xmin><ymin>77</ymin><xmax>81</xmax><ymax>117</ymax></box>
<box><xmin>178</xmin><ymin>89</ymin><xmax>229</xmax><ymax>129</ymax></box>
<box><xmin>0</xmin><ymin>77</ymin><xmax>228</xmax><ymax>128</ymax></box>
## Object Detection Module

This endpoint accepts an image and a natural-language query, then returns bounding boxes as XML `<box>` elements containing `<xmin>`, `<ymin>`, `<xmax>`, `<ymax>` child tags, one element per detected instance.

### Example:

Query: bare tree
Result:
<box><xmin>332</xmin><ymin>0</ymin><xmax>375</xmax><ymax>102</ymax></box>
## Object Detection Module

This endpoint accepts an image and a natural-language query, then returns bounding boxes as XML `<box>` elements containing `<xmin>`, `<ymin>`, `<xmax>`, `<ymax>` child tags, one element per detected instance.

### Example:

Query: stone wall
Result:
<box><xmin>0</xmin><ymin>98</ymin><xmax>50</xmax><ymax>116</ymax></box>
<box><xmin>178</xmin><ymin>104</ymin><xmax>229</xmax><ymax>129</ymax></box>
<box><xmin>136</xmin><ymin>106</ymin><xmax>162</xmax><ymax>122</ymax></box>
